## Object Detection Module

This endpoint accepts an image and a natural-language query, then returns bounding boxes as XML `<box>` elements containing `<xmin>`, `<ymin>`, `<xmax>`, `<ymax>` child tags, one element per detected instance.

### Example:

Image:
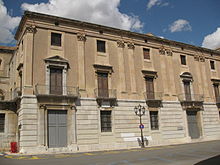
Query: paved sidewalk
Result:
<box><xmin>0</xmin><ymin>140</ymin><xmax>220</xmax><ymax>165</ymax></box>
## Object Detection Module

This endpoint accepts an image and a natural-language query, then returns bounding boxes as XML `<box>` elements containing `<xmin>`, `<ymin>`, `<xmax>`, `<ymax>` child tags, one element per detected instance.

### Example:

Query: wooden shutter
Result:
<box><xmin>50</xmin><ymin>68</ymin><xmax>63</xmax><ymax>95</ymax></box>
<box><xmin>98</xmin><ymin>73</ymin><xmax>108</xmax><ymax>98</ymax></box>
<box><xmin>184</xmin><ymin>81</ymin><xmax>191</xmax><ymax>101</ymax></box>
<box><xmin>214</xmin><ymin>84</ymin><xmax>219</xmax><ymax>102</ymax></box>
<box><xmin>146</xmin><ymin>77</ymin><xmax>154</xmax><ymax>99</ymax></box>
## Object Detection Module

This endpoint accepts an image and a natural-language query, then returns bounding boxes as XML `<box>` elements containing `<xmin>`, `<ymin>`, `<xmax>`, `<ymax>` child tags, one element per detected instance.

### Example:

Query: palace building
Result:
<box><xmin>0</xmin><ymin>11</ymin><xmax>220</xmax><ymax>153</ymax></box>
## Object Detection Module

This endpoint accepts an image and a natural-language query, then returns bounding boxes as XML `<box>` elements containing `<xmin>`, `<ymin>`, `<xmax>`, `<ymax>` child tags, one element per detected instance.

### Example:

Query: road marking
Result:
<box><xmin>17</xmin><ymin>156</ymin><xmax>28</xmax><ymax>160</ymax></box>
<box><xmin>84</xmin><ymin>153</ymin><xmax>96</xmax><ymax>156</ymax></box>
<box><xmin>4</xmin><ymin>155</ymin><xmax>13</xmax><ymax>159</ymax></box>
<box><xmin>30</xmin><ymin>156</ymin><xmax>42</xmax><ymax>160</ymax></box>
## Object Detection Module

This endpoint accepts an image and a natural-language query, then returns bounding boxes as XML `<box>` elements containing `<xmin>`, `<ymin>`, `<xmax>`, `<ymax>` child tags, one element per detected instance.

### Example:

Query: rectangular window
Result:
<box><xmin>143</xmin><ymin>48</ymin><xmax>150</xmax><ymax>60</ymax></box>
<box><xmin>50</xmin><ymin>68</ymin><xmax>63</xmax><ymax>95</ymax></box>
<box><xmin>0</xmin><ymin>114</ymin><xmax>5</xmax><ymax>133</ymax></box>
<box><xmin>150</xmin><ymin>111</ymin><xmax>159</xmax><ymax>130</ymax></box>
<box><xmin>97</xmin><ymin>40</ymin><xmax>106</xmax><ymax>53</ymax></box>
<box><xmin>51</xmin><ymin>32</ymin><xmax>62</xmax><ymax>46</ymax></box>
<box><xmin>180</xmin><ymin>55</ymin><xmax>186</xmax><ymax>65</ymax></box>
<box><xmin>213</xmin><ymin>84</ymin><xmax>220</xmax><ymax>102</ymax></box>
<box><xmin>210</xmin><ymin>60</ymin><xmax>215</xmax><ymax>70</ymax></box>
<box><xmin>100</xmin><ymin>111</ymin><xmax>112</xmax><ymax>132</ymax></box>
<box><xmin>183</xmin><ymin>81</ymin><xmax>191</xmax><ymax>101</ymax></box>
<box><xmin>97</xmin><ymin>73</ymin><xmax>109</xmax><ymax>98</ymax></box>
<box><xmin>145</xmin><ymin>77</ymin><xmax>154</xmax><ymax>99</ymax></box>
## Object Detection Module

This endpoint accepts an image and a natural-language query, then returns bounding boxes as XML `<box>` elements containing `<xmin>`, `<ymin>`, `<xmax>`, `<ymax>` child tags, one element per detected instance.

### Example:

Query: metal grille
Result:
<box><xmin>150</xmin><ymin>111</ymin><xmax>159</xmax><ymax>130</ymax></box>
<box><xmin>0</xmin><ymin>114</ymin><xmax>5</xmax><ymax>133</ymax></box>
<box><xmin>100</xmin><ymin>111</ymin><xmax>112</xmax><ymax>132</ymax></box>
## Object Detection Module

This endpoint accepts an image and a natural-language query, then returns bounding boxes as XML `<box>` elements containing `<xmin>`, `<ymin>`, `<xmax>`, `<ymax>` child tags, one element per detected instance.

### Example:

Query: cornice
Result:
<box><xmin>15</xmin><ymin>11</ymin><xmax>220</xmax><ymax>57</ymax></box>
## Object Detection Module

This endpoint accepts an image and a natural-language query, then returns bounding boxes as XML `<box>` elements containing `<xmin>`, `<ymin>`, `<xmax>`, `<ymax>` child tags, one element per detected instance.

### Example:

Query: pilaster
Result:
<box><xmin>77</xmin><ymin>33</ymin><xmax>86</xmax><ymax>93</ymax></box>
<box><xmin>127</xmin><ymin>42</ymin><xmax>137</xmax><ymax>93</ymax></box>
<box><xmin>23</xmin><ymin>25</ymin><xmax>36</xmax><ymax>95</ymax></box>
<box><xmin>117</xmin><ymin>40</ymin><xmax>126</xmax><ymax>94</ymax></box>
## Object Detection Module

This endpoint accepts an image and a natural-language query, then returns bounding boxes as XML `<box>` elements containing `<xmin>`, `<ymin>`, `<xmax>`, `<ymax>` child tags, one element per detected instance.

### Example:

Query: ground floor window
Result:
<box><xmin>100</xmin><ymin>110</ymin><xmax>112</xmax><ymax>132</ymax></box>
<box><xmin>0</xmin><ymin>114</ymin><xmax>5</xmax><ymax>133</ymax></box>
<box><xmin>150</xmin><ymin>111</ymin><xmax>159</xmax><ymax>130</ymax></box>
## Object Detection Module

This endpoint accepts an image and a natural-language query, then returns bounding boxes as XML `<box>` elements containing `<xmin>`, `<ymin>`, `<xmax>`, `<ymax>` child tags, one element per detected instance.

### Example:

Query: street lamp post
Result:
<box><xmin>134</xmin><ymin>104</ymin><xmax>145</xmax><ymax>148</ymax></box>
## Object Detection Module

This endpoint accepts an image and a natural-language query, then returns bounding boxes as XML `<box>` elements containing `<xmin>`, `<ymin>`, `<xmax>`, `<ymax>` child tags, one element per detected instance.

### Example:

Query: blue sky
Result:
<box><xmin>1</xmin><ymin>0</ymin><xmax>220</xmax><ymax>49</ymax></box>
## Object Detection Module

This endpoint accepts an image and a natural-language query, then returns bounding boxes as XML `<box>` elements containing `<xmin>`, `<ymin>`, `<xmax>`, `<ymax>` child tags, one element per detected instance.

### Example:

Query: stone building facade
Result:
<box><xmin>0</xmin><ymin>11</ymin><xmax>220</xmax><ymax>153</ymax></box>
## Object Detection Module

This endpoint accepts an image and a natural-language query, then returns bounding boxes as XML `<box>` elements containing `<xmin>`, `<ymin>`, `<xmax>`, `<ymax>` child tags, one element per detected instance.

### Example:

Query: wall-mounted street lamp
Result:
<box><xmin>134</xmin><ymin>104</ymin><xmax>146</xmax><ymax>148</ymax></box>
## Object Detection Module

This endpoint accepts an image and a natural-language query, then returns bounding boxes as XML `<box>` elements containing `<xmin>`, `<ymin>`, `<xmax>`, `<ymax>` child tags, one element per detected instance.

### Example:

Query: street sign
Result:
<box><xmin>139</xmin><ymin>124</ymin><xmax>144</xmax><ymax>129</ymax></box>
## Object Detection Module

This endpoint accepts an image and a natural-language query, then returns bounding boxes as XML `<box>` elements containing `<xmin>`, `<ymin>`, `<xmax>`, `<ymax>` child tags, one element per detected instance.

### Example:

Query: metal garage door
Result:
<box><xmin>187</xmin><ymin>111</ymin><xmax>200</xmax><ymax>139</ymax></box>
<box><xmin>48</xmin><ymin>110</ymin><xmax>67</xmax><ymax>148</ymax></box>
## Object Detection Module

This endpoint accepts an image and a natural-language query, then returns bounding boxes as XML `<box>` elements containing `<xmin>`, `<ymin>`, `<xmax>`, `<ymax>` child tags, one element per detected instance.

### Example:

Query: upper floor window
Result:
<box><xmin>143</xmin><ymin>48</ymin><xmax>150</xmax><ymax>60</ymax></box>
<box><xmin>97</xmin><ymin>40</ymin><xmax>106</xmax><ymax>53</ymax></box>
<box><xmin>50</xmin><ymin>68</ymin><xmax>63</xmax><ymax>95</ymax></box>
<box><xmin>210</xmin><ymin>60</ymin><xmax>215</xmax><ymax>70</ymax></box>
<box><xmin>183</xmin><ymin>81</ymin><xmax>191</xmax><ymax>101</ymax></box>
<box><xmin>0</xmin><ymin>114</ymin><xmax>5</xmax><ymax>133</ymax></box>
<box><xmin>180</xmin><ymin>55</ymin><xmax>186</xmax><ymax>65</ymax></box>
<box><xmin>100</xmin><ymin>110</ymin><xmax>112</xmax><ymax>132</ymax></box>
<box><xmin>51</xmin><ymin>32</ymin><xmax>62</xmax><ymax>46</ymax></box>
<box><xmin>213</xmin><ymin>84</ymin><xmax>220</xmax><ymax>102</ymax></box>
<box><xmin>97</xmin><ymin>72</ymin><xmax>108</xmax><ymax>98</ymax></box>
<box><xmin>145</xmin><ymin>77</ymin><xmax>154</xmax><ymax>99</ymax></box>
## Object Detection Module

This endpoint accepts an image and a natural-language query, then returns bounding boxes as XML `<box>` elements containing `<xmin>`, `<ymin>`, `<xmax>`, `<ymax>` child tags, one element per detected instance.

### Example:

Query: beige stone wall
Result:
<box><xmin>2</xmin><ymin>12</ymin><xmax>219</xmax><ymax>153</ymax></box>
<box><xmin>0</xmin><ymin>111</ymin><xmax>17</xmax><ymax>152</ymax></box>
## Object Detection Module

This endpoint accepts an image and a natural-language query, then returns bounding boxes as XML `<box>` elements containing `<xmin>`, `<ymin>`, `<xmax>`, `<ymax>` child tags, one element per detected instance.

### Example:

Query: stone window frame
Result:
<box><xmin>98</xmin><ymin>107</ymin><xmax>115</xmax><ymax>136</ymax></box>
<box><xmin>149</xmin><ymin>110</ymin><xmax>159</xmax><ymax>130</ymax></box>
<box><xmin>142</xmin><ymin>70</ymin><xmax>158</xmax><ymax>94</ymax></box>
<box><xmin>96</xmin><ymin>39</ymin><xmax>109</xmax><ymax>57</ymax></box>
<box><xmin>180</xmin><ymin>72</ymin><xmax>195</xmax><ymax>100</ymax></box>
<box><xmin>93</xmin><ymin>64</ymin><xmax>113</xmax><ymax>94</ymax></box>
<box><xmin>48</xmin><ymin>30</ymin><xmax>64</xmax><ymax>51</ymax></box>
<box><xmin>100</xmin><ymin>110</ymin><xmax>112</xmax><ymax>132</ymax></box>
<box><xmin>211</xmin><ymin>78</ymin><xmax>220</xmax><ymax>102</ymax></box>
<box><xmin>51</xmin><ymin>32</ymin><xmax>62</xmax><ymax>47</ymax></box>
<box><xmin>44</xmin><ymin>56</ymin><xmax>69</xmax><ymax>95</ymax></box>
<box><xmin>143</xmin><ymin>48</ymin><xmax>151</xmax><ymax>61</ymax></box>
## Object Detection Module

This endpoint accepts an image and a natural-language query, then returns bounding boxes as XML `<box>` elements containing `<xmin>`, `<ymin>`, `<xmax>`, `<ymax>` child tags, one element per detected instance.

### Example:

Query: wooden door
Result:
<box><xmin>48</xmin><ymin>110</ymin><xmax>67</xmax><ymax>148</ymax></box>
<box><xmin>146</xmin><ymin>77</ymin><xmax>154</xmax><ymax>99</ymax></box>
<box><xmin>184</xmin><ymin>81</ymin><xmax>191</xmax><ymax>101</ymax></box>
<box><xmin>98</xmin><ymin>73</ymin><xmax>109</xmax><ymax>98</ymax></box>
<box><xmin>50</xmin><ymin>68</ymin><xmax>63</xmax><ymax>95</ymax></box>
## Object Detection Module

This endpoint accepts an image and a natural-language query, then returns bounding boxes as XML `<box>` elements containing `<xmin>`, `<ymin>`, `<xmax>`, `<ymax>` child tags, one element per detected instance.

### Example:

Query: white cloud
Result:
<box><xmin>202</xmin><ymin>28</ymin><xmax>220</xmax><ymax>49</ymax></box>
<box><xmin>169</xmin><ymin>19</ymin><xmax>192</xmax><ymax>33</ymax></box>
<box><xmin>0</xmin><ymin>0</ymin><xmax>20</xmax><ymax>44</ymax></box>
<box><xmin>21</xmin><ymin>0</ymin><xmax>143</xmax><ymax>32</ymax></box>
<box><xmin>147</xmin><ymin>0</ymin><xmax>169</xmax><ymax>10</ymax></box>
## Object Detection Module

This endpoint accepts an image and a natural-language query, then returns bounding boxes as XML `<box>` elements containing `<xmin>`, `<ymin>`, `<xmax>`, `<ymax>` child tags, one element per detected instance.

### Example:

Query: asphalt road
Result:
<box><xmin>0</xmin><ymin>140</ymin><xmax>220</xmax><ymax>165</ymax></box>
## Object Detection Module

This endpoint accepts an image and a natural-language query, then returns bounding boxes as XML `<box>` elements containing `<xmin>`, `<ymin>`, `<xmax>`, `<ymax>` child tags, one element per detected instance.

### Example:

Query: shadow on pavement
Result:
<box><xmin>194</xmin><ymin>155</ymin><xmax>220</xmax><ymax>165</ymax></box>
